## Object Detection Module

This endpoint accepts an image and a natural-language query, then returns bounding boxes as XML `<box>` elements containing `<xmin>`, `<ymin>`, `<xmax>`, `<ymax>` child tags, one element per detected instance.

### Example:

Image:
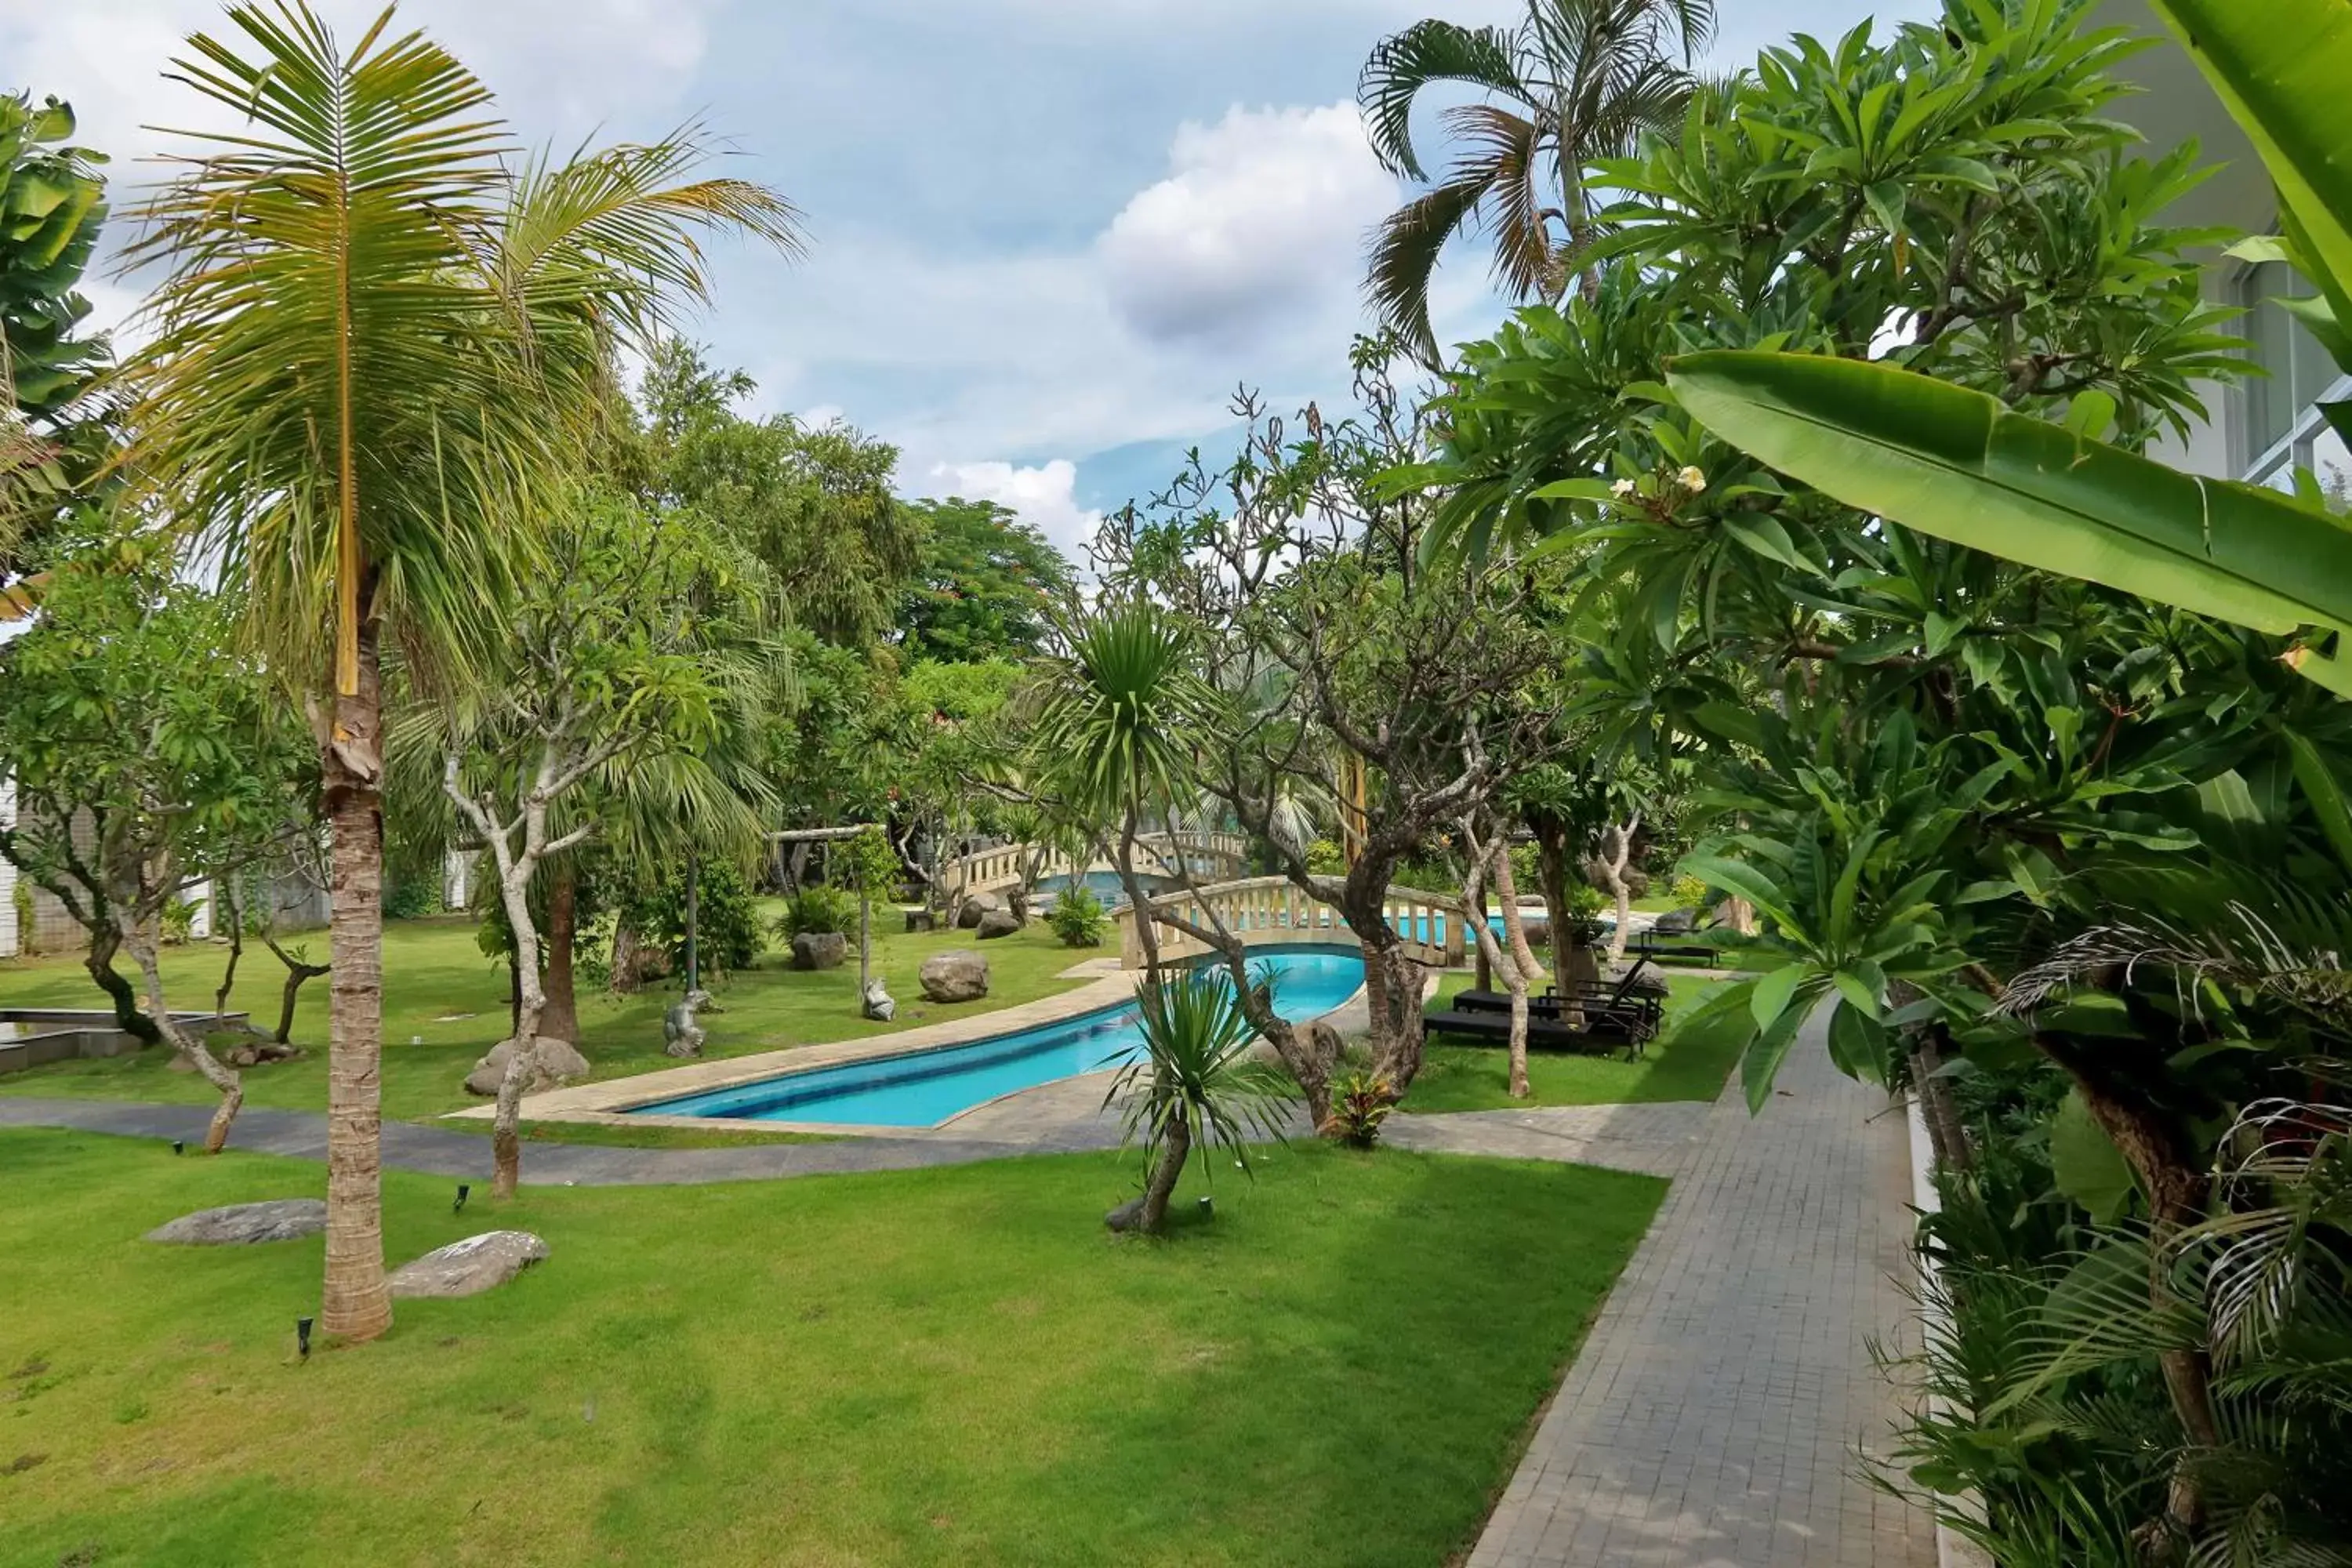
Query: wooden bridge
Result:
<box><xmin>1112</xmin><ymin>874</ymin><xmax>1465</xmax><ymax>971</ymax></box>
<box><xmin>940</xmin><ymin>830</ymin><xmax>1247</xmax><ymax>901</ymax></box>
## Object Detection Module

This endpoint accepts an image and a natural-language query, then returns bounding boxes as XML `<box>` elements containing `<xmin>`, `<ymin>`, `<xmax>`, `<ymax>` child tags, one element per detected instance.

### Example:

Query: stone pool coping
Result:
<box><xmin>442</xmin><ymin>956</ymin><xmax>1149</xmax><ymax>1139</ymax></box>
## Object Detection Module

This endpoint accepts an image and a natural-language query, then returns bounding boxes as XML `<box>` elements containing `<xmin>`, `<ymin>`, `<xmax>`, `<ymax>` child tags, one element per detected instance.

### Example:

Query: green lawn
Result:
<box><xmin>0</xmin><ymin>913</ymin><xmax>1101</xmax><ymax>1125</ymax></box>
<box><xmin>0</xmin><ymin>1128</ymin><xmax>1663</xmax><ymax>1567</ymax></box>
<box><xmin>1403</xmin><ymin>971</ymin><xmax>1740</xmax><ymax>1113</ymax></box>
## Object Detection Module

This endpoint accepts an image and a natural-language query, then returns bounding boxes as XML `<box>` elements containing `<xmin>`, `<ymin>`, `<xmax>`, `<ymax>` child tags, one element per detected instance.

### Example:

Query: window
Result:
<box><xmin>2235</xmin><ymin>260</ymin><xmax>2336</xmax><ymax>468</ymax></box>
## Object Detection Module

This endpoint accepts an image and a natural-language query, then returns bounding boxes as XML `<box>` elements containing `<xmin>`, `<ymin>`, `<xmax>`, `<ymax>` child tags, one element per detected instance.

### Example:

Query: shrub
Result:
<box><xmin>1668</xmin><ymin>873</ymin><xmax>1710</xmax><ymax>913</ymax></box>
<box><xmin>381</xmin><ymin>874</ymin><xmax>442</xmax><ymax>920</ymax></box>
<box><xmin>1319</xmin><ymin>1069</ymin><xmax>1396</xmax><ymax>1149</ymax></box>
<box><xmin>774</xmin><ymin>885</ymin><xmax>858</xmax><ymax>941</ymax></box>
<box><xmin>159</xmin><ymin>896</ymin><xmax>201</xmax><ymax>946</ymax></box>
<box><xmin>1305</xmin><ymin>837</ymin><xmax>1346</xmax><ymax>874</ymax></box>
<box><xmin>1050</xmin><ymin>884</ymin><xmax>1107</xmax><ymax>947</ymax></box>
<box><xmin>616</xmin><ymin>858</ymin><xmax>765</xmax><ymax>979</ymax></box>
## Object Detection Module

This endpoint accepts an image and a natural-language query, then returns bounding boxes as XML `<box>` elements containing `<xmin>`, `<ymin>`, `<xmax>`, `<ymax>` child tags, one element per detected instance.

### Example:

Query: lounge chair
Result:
<box><xmin>1423</xmin><ymin>1007</ymin><xmax>1635</xmax><ymax>1057</ymax></box>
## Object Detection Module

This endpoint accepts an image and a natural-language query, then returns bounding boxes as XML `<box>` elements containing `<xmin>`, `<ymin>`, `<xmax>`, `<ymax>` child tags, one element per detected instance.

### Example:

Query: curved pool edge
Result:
<box><xmin>459</xmin><ymin>945</ymin><xmax>1373</xmax><ymax>1139</ymax></box>
<box><xmin>448</xmin><ymin>969</ymin><xmax>1145</xmax><ymax>1130</ymax></box>
<box><xmin>925</xmin><ymin>973</ymin><xmax>1369</xmax><ymax>1134</ymax></box>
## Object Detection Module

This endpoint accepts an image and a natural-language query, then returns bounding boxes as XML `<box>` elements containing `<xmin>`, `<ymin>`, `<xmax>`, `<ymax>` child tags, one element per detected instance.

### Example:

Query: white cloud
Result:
<box><xmin>930</xmin><ymin>459</ymin><xmax>1105</xmax><ymax>561</ymax></box>
<box><xmin>1098</xmin><ymin>100</ymin><xmax>1396</xmax><ymax>347</ymax></box>
<box><xmin>4</xmin><ymin>0</ymin><xmax>720</xmax><ymax>206</ymax></box>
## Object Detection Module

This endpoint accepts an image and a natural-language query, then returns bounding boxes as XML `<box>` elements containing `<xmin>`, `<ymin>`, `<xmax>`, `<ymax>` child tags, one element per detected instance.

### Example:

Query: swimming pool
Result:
<box><xmin>1034</xmin><ymin>869</ymin><xmax>1170</xmax><ymax>909</ymax></box>
<box><xmin>628</xmin><ymin>946</ymin><xmax>1366</xmax><ymax>1129</ymax></box>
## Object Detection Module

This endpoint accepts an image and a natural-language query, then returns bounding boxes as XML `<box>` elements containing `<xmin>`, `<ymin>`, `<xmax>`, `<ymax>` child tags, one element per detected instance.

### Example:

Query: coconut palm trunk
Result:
<box><xmin>321</xmin><ymin>605</ymin><xmax>393</xmax><ymax>1340</ymax></box>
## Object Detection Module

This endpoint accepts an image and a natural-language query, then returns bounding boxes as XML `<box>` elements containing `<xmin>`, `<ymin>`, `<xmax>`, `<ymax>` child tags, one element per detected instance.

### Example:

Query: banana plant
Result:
<box><xmin>1665</xmin><ymin>0</ymin><xmax>2352</xmax><ymax>696</ymax></box>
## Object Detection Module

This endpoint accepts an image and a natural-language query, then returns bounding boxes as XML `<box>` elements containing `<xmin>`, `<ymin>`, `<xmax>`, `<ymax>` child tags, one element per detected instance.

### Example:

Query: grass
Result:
<box><xmin>0</xmin><ymin>912</ymin><xmax>1101</xmax><ymax>1126</ymax></box>
<box><xmin>0</xmin><ymin>1127</ymin><xmax>1663</xmax><ymax>1567</ymax></box>
<box><xmin>1401</xmin><ymin>971</ymin><xmax>1740</xmax><ymax>1113</ymax></box>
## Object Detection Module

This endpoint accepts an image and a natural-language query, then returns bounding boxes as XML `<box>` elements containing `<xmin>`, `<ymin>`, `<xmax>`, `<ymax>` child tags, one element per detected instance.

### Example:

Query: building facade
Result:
<box><xmin>2100</xmin><ymin>1</ymin><xmax>2351</xmax><ymax>492</ymax></box>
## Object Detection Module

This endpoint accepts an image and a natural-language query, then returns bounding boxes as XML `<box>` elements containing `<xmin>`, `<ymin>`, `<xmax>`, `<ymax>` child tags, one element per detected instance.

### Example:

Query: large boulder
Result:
<box><xmin>388</xmin><ymin>1230</ymin><xmax>549</xmax><ymax>1299</ymax></box>
<box><xmin>1519</xmin><ymin>916</ymin><xmax>1552</xmax><ymax>949</ymax></box>
<box><xmin>955</xmin><ymin>891</ymin><xmax>1007</xmax><ymax>929</ymax></box>
<box><xmin>791</xmin><ymin>931</ymin><xmax>849</xmax><ymax>971</ymax></box>
<box><xmin>975</xmin><ymin>909</ymin><xmax>1022</xmax><ymax>941</ymax></box>
<box><xmin>464</xmin><ymin>1035</ymin><xmax>590</xmax><ymax>1098</ymax></box>
<box><xmin>1653</xmin><ymin>907</ymin><xmax>1697</xmax><ymax>935</ymax></box>
<box><xmin>146</xmin><ymin>1199</ymin><xmax>325</xmax><ymax>1245</ymax></box>
<box><xmin>919</xmin><ymin>950</ymin><xmax>989</xmax><ymax>1004</ymax></box>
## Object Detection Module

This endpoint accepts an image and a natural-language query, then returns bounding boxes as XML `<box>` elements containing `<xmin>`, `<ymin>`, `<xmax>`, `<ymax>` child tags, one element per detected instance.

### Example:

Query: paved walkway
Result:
<box><xmin>0</xmin><ymin>1092</ymin><xmax>1710</xmax><ymax>1186</ymax></box>
<box><xmin>1465</xmin><ymin>1021</ymin><xmax>1933</xmax><ymax>1568</ymax></box>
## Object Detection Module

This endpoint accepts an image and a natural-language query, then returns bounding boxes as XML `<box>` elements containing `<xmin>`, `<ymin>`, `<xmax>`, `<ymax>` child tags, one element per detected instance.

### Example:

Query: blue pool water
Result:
<box><xmin>1035</xmin><ymin>869</ymin><xmax>1170</xmax><ymax>909</ymax></box>
<box><xmin>630</xmin><ymin>946</ymin><xmax>1367</xmax><ymax>1128</ymax></box>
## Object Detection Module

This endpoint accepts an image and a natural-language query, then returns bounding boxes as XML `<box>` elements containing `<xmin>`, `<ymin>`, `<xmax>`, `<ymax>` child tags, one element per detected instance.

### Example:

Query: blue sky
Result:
<box><xmin>11</xmin><ymin>0</ymin><xmax>1934</xmax><ymax>562</ymax></box>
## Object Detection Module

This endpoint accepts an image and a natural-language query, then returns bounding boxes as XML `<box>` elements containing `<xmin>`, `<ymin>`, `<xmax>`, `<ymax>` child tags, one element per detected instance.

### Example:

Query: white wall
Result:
<box><xmin>0</xmin><ymin>775</ymin><xmax>16</xmax><ymax>960</ymax></box>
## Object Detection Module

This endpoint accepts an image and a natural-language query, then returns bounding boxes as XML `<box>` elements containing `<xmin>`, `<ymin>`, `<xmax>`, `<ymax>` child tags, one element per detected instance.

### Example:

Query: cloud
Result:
<box><xmin>930</xmin><ymin>459</ymin><xmax>1105</xmax><ymax>563</ymax></box>
<box><xmin>1098</xmin><ymin>101</ymin><xmax>1396</xmax><ymax>348</ymax></box>
<box><xmin>4</xmin><ymin>0</ymin><xmax>722</xmax><ymax>204</ymax></box>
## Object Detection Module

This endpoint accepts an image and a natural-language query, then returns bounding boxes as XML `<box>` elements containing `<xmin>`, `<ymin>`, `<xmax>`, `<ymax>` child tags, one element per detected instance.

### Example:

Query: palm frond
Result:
<box><xmin>1366</xmin><ymin>171</ymin><xmax>1496</xmax><ymax>368</ymax></box>
<box><xmin>1356</xmin><ymin>19</ymin><xmax>1527</xmax><ymax>180</ymax></box>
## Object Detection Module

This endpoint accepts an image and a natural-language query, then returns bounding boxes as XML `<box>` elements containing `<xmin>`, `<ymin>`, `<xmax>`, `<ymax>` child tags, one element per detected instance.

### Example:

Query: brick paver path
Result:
<box><xmin>1465</xmin><ymin>1022</ymin><xmax>1935</xmax><ymax>1568</ymax></box>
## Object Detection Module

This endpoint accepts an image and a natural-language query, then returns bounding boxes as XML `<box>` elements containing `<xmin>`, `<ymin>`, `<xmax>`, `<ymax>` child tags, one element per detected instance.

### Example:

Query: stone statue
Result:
<box><xmin>662</xmin><ymin>988</ymin><xmax>713</xmax><ymax>1058</ymax></box>
<box><xmin>861</xmin><ymin>978</ymin><xmax>895</xmax><ymax>1022</ymax></box>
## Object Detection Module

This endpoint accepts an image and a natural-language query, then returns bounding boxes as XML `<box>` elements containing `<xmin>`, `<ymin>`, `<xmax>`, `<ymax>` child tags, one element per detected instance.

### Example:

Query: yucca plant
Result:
<box><xmin>117</xmin><ymin>1</ymin><xmax>800</xmax><ymax>1342</ymax></box>
<box><xmin>1103</xmin><ymin>969</ymin><xmax>1294</xmax><ymax>1236</ymax></box>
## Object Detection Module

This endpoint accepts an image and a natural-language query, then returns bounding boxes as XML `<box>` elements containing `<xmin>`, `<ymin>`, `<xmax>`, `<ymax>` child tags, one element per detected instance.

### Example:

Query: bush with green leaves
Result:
<box><xmin>1048</xmin><ymin>884</ymin><xmax>1106</xmax><ymax>948</ymax></box>
<box><xmin>618</xmin><ymin>858</ymin><xmax>764</xmax><ymax>981</ymax></box>
<box><xmin>773</xmin><ymin>885</ymin><xmax>857</xmax><ymax>941</ymax></box>
<box><xmin>381</xmin><ymin>875</ymin><xmax>442</xmax><ymax>921</ymax></box>
<box><xmin>1406</xmin><ymin>0</ymin><xmax>2352</xmax><ymax>1552</ymax></box>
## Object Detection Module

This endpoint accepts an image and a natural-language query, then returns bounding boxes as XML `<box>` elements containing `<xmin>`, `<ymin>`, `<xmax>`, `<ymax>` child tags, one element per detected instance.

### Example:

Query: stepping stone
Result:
<box><xmin>145</xmin><ymin>1199</ymin><xmax>325</xmax><ymax>1245</ymax></box>
<box><xmin>389</xmin><ymin>1231</ymin><xmax>550</xmax><ymax>1299</ymax></box>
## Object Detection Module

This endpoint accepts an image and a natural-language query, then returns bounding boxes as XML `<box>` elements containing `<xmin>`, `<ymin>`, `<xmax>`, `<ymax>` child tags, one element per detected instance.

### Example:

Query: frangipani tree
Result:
<box><xmin>421</xmin><ymin>495</ymin><xmax>775</xmax><ymax>1198</ymax></box>
<box><xmin>120</xmin><ymin>0</ymin><xmax>801</xmax><ymax>1342</ymax></box>
<box><xmin>0</xmin><ymin>541</ymin><xmax>308</xmax><ymax>1152</ymax></box>
<box><xmin>1664</xmin><ymin>0</ymin><xmax>2352</xmax><ymax>698</ymax></box>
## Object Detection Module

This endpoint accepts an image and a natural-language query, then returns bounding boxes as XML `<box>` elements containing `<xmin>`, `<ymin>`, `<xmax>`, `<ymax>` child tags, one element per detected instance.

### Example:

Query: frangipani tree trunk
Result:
<box><xmin>122</xmin><ymin>917</ymin><xmax>245</xmax><ymax>1154</ymax></box>
<box><xmin>1492</xmin><ymin>833</ymin><xmax>1545</xmax><ymax>982</ymax></box>
<box><xmin>1598</xmin><ymin>813</ymin><xmax>1641</xmax><ymax>963</ymax></box>
<box><xmin>1461</xmin><ymin>828</ymin><xmax>1534</xmax><ymax>1099</ymax></box>
<box><xmin>445</xmin><ymin>742</ymin><xmax>615</xmax><ymax>1199</ymax></box>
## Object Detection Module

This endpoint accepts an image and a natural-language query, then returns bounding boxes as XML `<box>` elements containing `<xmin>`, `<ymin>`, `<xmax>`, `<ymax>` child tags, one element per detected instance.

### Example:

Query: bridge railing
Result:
<box><xmin>942</xmin><ymin>830</ymin><xmax>1248</xmax><ymax>898</ymax></box>
<box><xmin>1112</xmin><ymin>874</ymin><xmax>1464</xmax><ymax>971</ymax></box>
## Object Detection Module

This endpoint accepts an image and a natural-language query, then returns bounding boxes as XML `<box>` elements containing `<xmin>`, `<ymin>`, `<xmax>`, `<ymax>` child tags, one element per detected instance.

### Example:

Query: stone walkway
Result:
<box><xmin>1465</xmin><ymin>1020</ymin><xmax>1933</xmax><ymax>1568</ymax></box>
<box><xmin>0</xmin><ymin>1091</ymin><xmax>1709</xmax><ymax>1186</ymax></box>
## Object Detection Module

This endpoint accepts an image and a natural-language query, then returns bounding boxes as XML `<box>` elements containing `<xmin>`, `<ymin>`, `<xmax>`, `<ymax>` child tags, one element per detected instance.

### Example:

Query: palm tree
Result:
<box><xmin>1358</xmin><ymin>0</ymin><xmax>1714</xmax><ymax>363</ymax></box>
<box><xmin>1104</xmin><ymin>968</ymin><xmax>1293</xmax><ymax>1235</ymax></box>
<box><xmin>119</xmin><ymin>2</ymin><xmax>801</xmax><ymax>1342</ymax></box>
<box><xmin>1028</xmin><ymin>600</ymin><xmax>1217</xmax><ymax>967</ymax></box>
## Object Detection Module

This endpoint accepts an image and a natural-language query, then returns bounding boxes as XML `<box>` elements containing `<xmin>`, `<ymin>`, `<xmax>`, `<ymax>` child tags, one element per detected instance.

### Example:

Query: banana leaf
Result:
<box><xmin>1666</xmin><ymin>351</ymin><xmax>2352</xmax><ymax>648</ymax></box>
